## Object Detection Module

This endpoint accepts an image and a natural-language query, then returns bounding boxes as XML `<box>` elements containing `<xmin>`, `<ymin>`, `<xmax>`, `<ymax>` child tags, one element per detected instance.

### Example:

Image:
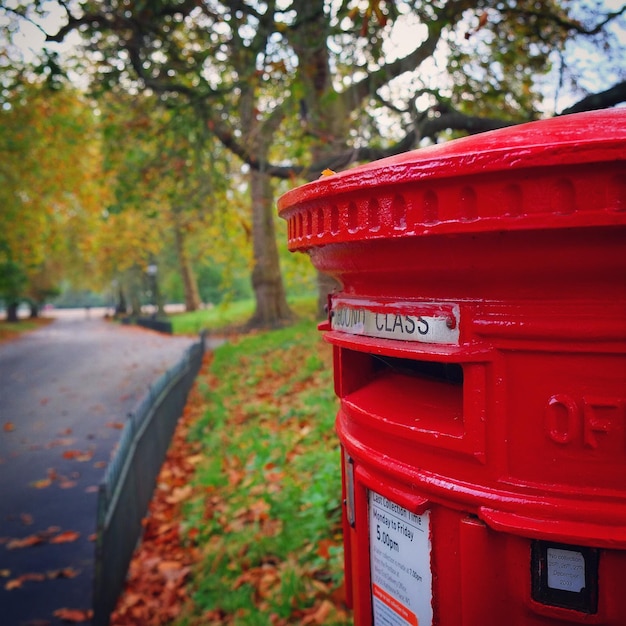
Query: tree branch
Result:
<box><xmin>559</xmin><ymin>80</ymin><xmax>626</xmax><ymax>116</ymax></box>
<box><xmin>505</xmin><ymin>4</ymin><xmax>626</xmax><ymax>37</ymax></box>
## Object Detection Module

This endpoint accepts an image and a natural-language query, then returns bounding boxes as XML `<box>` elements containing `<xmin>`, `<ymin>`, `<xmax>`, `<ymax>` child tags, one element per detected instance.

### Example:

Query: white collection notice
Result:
<box><xmin>369</xmin><ymin>491</ymin><xmax>433</xmax><ymax>626</ymax></box>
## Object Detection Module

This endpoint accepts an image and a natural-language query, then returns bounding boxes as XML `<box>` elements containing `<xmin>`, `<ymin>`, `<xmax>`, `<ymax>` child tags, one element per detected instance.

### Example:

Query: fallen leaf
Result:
<box><xmin>31</xmin><ymin>478</ymin><xmax>52</xmax><ymax>489</ymax></box>
<box><xmin>5</xmin><ymin>578</ymin><xmax>22</xmax><ymax>590</ymax></box>
<box><xmin>3</xmin><ymin>422</ymin><xmax>15</xmax><ymax>432</ymax></box>
<box><xmin>320</xmin><ymin>168</ymin><xmax>336</xmax><ymax>177</ymax></box>
<box><xmin>0</xmin><ymin>569</ymin><xmax>10</xmax><ymax>577</ymax></box>
<box><xmin>165</xmin><ymin>485</ymin><xmax>192</xmax><ymax>504</ymax></box>
<box><xmin>50</xmin><ymin>531</ymin><xmax>80</xmax><ymax>544</ymax></box>
<box><xmin>62</xmin><ymin>449</ymin><xmax>94</xmax><ymax>462</ymax></box>
<box><xmin>46</xmin><ymin>437</ymin><xmax>76</xmax><ymax>448</ymax></box>
<box><xmin>58</xmin><ymin>480</ymin><xmax>77</xmax><ymax>489</ymax></box>
<box><xmin>301</xmin><ymin>599</ymin><xmax>334</xmax><ymax>625</ymax></box>
<box><xmin>58</xmin><ymin>428</ymin><xmax>73</xmax><ymax>436</ymax></box>
<box><xmin>20</xmin><ymin>513</ymin><xmax>34</xmax><ymax>525</ymax></box>
<box><xmin>85</xmin><ymin>485</ymin><xmax>99</xmax><ymax>493</ymax></box>
<box><xmin>20</xmin><ymin>572</ymin><xmax>46</xmax><ymax>583</ymax></box>
<box><xmin>105</xmin><ymin>421</ymin><xmax>124</xmax><ymax>430</ymax></box>
<box><xmin>52</xmin><ymin>608</ymin><xmax>93</xmax><ymax>623</ymax></box>
<box><xmin>6</xmin><ymin>535</ymin><xmax>44</xmax><ymax>549</ymax></box>
<box><xmin>93</xmin><ymin>461</ymin><xmax>106</xmax><ymax>469</ymax></box>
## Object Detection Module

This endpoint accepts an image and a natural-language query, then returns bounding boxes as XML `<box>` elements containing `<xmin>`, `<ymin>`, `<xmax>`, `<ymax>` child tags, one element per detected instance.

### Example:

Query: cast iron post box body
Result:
<box><xmin>278</xmin><ymin>110</ymin><xmax>626</xmax><ymax>626</ymax></box>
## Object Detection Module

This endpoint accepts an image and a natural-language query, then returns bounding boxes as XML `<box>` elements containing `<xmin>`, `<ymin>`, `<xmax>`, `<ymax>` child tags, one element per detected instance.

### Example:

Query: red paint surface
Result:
<box><xmin>279</xmin><ymin>110</ymin><xmax>626</xmax><ymax>625</ymax></box>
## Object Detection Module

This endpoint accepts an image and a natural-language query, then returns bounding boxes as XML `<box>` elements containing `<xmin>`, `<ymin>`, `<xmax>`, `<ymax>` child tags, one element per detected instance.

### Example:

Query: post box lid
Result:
<box><xmin>278</xmin><ymin>109</ymin><xmax>626</xmax><ymax>248</ymax></box>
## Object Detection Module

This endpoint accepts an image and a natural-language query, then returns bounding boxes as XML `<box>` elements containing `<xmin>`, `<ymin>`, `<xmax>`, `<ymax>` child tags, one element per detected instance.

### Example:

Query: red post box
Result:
<box><xmin>278</xmin><ymin>110</ymin><xmax>626</xmax><ymax>626</ymax></box>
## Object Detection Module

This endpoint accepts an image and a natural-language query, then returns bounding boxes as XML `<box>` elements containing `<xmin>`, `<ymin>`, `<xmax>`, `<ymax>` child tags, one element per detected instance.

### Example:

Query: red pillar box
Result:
<box><xmin>278</xmin><ymin>110</ymin><xmax>626</xmax><ymax>626</ymax></box>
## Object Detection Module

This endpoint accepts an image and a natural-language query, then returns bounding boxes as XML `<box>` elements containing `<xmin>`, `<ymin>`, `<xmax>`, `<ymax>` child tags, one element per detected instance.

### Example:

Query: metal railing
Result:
<box><xmin>92</xmin><ymin>333</ymin><xmax>205</xmax><ymax>626</ymax></box>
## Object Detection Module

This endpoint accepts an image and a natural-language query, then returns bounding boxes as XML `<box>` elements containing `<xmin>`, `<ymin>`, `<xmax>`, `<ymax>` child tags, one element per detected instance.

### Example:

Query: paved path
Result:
<box><xmin>0</xmin><ymin>312</ymin><xmax>197</xmax><ymax>626</ymax></box>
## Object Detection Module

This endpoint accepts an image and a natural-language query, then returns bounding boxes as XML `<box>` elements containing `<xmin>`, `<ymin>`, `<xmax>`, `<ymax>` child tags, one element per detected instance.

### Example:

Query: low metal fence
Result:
<box><xmin>92</xmin><ymin>333</ymin><xmax>205</xmax><ymax>626</ymax></box>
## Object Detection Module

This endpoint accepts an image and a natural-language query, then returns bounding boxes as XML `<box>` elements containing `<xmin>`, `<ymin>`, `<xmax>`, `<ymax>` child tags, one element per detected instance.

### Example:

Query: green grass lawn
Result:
<box><xmin>169</xmin><ymin>295</ymin><xmax>318</xmax><ymax>335</ymax></box>
<box><xmin>173</xmin><ymin>316</ymin><xmax>351</xmax><ymax>625</ymax></box>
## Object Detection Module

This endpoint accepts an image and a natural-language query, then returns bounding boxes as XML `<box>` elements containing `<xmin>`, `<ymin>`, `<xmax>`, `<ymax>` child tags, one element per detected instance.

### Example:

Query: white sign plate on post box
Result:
<box><xmin>331</xmin><ymin>298</ymin><xmax>460</xmax><ymax>345</ymax></box>
<box><xmin>369</xmin><ymin>490</ymin><xmax>433</xmax><ymax>626</ymax></box>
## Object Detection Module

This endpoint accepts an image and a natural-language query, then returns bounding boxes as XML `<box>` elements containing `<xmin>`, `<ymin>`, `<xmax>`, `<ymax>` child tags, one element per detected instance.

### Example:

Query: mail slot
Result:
<box><xmin>278</xmin><ymin>109</ymin><xmax>626</xmax><ymax>625</ymax></box>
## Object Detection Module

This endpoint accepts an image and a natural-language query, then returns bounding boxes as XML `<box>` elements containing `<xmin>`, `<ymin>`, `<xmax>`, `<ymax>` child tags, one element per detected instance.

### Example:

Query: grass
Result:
<box><xmin>0</xmin><ymin>316</ymin><xmax>53</xmax><ymax>343</ymax></box>
<box><xmin>173</xmin><ymin>315</ymin><xmax>351</xmax><ymax>625</ymax></box>
<box><xmin>169</xmin><ymin>295</ymin><xmax>318</xmax><ymax>335</ymax></box>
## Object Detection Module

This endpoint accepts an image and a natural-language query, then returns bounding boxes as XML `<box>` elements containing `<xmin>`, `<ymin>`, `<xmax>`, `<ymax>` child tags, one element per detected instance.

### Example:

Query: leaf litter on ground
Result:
<box><xmin>111</xmin><ymin>320</ymin><xmax>351</xmax><ymax>625</ymax></box>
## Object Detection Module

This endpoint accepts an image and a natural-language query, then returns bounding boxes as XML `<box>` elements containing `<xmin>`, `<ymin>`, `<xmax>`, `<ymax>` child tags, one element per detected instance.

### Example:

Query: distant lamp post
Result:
<box><xmin>147</xmin><ymin>263</ymin><xmax>158</xmax><ymax>317</ymax></box>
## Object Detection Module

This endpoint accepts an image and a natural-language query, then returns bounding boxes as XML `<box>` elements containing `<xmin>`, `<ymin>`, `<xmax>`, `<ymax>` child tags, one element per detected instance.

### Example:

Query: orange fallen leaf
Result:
<box><xmin>20</xmin><ymin>513</ymin><xmax>34</xmax><ymax>525</ymax></box>
<box><xmin>6</xmin><ymin>534</ymin><xmax>44</xmax><ymax>549</ymax></box>
<box><xmin>5</xmin><ymin>578</ymin><xmax>22</xmax><ymax>590</ymax></box>
<box><xmin>62</xmin><ymin>449</ymin><xmax>94</xmax><ymax>462</ymax></box>
<box><xmin>50</xmin><ymin>531</ymin><xmax>80</xmax><ymax>544</ymax></box>
<box><xmin>320</xmin><ymin>168</ymin><xmax>336</xmax><ymax>177</ymax></box>
<box><xmin>31</xmin><ymin>478</ymin><xmax>52</xmax><ymax>489</ymax></box>
<box><xmin>316</xmin><ymin>538</ymin><xmax>334</xmax><ymax>559</ymax></box>
<box><xmin>165</xmin><ymin>485</ymin><xmax>192</xmax><ymax>504</ymax></box>
<box><xmin>52</xmin><ymin>608</ymin><xmax>93</xmax><ymax>623</ymax></box>
<box><xmin>3</xmin><ymin>422</ymin><xmax>15</xmax><ymax>432</ymax></box>
<box><xmin>105</xmin><ymin>421</ymin><xmax>124</xmax><ymax>430</ymax></box>
<box><xmin>59</xmin><ymin>480</ymin><xmax>77</xmax><ymax>489</ymax></box>
<box><xmin>20</xmin><ymin>572</ymin><xmax>46</xmax><ymax>583</ymax></box>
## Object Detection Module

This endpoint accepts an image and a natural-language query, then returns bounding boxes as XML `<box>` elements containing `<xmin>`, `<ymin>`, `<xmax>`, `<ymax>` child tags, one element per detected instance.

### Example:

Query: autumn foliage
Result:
<box><xmin>111</xmin><ymin>321</ymin><xmax>350</xmax><ymax>625</ymax></box>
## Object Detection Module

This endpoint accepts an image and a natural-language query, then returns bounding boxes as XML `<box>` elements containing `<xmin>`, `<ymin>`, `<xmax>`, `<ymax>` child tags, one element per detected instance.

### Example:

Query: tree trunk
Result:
<box><xmin>173</xmin><ymin>213</ymin><xmax>201</xmax><ymax>312</ymax></box>
<box><xmin>6</xmin><ymin>301</ymin><xmax>19</xmax><ymax>322</ymax></box>
<box><xmin>238</xmin><ymin>65</ymin><xmax>293</xmax><ymax>329</ymax></box>
<box><xmin>29</xmin><ymin>302</ymin><xmax>39</xmax><ymax>318</ymax></box>
<box><xmin>247</xmin><ymin>167</ymin><xmax>294</xmax><ymax>329</ymax></box>
<box><xmin>115</xmin><ymin>285</ymin><xmax>127</xmax><ymax>316</ymax></box>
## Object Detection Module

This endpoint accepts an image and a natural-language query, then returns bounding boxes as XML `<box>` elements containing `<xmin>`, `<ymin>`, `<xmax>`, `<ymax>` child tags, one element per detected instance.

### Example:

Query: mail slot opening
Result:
<box><xmin>340</xmin><ymin>350</ymin><xmax>466</xmax><ymax>440</ymax></box>
<box><xmin>371</xmin><ymin>354</ymin><xmax>463</xmax><ymax>386</ymax></box>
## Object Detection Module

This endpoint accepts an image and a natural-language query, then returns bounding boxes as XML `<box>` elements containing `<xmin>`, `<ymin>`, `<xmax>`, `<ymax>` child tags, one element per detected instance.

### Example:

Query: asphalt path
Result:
<box><xmin>0</xmin><ymin>311</ymin><xmax>198</xmax><ymax>626</ymax></box>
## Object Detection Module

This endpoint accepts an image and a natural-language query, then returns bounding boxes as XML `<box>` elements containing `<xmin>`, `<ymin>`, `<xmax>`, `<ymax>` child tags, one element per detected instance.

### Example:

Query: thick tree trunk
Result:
<box><xmin>247</xmin><ymin>168</ymin><xmax>294</xmax><ymax>329</ymax></box>
<box><xmin>173</xmin><ymin>215</ymin><xmax>201</xmax><ymax>312</ymax></box>
<box><xmin>291</xmin><ymin>0</ymin><xmax>346</xmax><ymax>318</ymax></box>
<box><xmin>238</xmin><ymin>65</ymin><xmax>293</xmax><ymax>329</ymax></box>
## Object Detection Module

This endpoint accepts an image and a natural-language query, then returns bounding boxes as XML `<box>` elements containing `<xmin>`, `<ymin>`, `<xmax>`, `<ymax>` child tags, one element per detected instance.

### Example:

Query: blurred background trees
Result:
<box><xmin>1</xmin><ymin>0</ymin><xmax>624</xmax><ymax>326</ymax></box>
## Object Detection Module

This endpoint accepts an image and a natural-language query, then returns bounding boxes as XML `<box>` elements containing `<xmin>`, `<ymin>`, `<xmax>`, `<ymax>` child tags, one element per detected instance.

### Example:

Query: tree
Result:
<box><xmin>0</xmin><ymin>79</ymin><xmax>106</xmax><ymax>319</ymax></box>
<box><xmin>2</xmin><ymin>1</ymin><xmax>624</xmax><ymax>319</ymax></box>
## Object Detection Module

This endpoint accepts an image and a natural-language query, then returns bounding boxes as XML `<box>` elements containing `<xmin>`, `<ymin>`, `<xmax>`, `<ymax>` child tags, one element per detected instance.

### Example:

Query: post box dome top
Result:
<box><xmin>278</xmin><ymin>109</ymin><xmax>626</xmax><ymax>249</ymax></box>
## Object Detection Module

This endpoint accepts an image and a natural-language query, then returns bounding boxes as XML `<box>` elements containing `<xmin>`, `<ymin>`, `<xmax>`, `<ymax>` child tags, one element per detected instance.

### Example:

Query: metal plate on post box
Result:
<box><xmin>331</xmin><ymin>297</ymin><xmax>460</xmax><ymax>345</ymax></box>
<box><xmin>369</xmin><ymin>490</ymin><xmax>432</xmax><ymax>626</ymax></box>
